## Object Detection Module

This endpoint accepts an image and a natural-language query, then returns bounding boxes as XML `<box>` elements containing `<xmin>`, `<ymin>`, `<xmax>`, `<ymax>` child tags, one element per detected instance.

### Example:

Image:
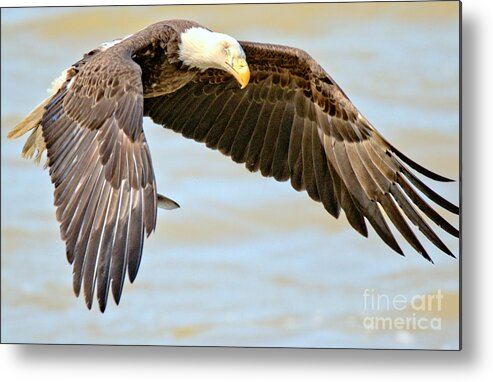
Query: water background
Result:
<box><xmin>1</xmin><ymin>2</ymin><xmax>460</xmax><ymax>349</ymax></box>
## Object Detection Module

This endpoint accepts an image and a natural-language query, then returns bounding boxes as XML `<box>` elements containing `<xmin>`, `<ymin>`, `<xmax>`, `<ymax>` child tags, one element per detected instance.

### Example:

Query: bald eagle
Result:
<box><xmin>8</xmin><ymin>20</ymin><xmax>459</xmax><ymax>312</ymax></box>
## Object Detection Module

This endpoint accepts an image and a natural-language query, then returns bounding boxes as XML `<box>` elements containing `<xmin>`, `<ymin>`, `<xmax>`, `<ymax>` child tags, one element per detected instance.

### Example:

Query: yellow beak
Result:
<box><xmin>228</xmin><ymin>58</ymin><xmax>250</xmax><ymax>89</ymax></box>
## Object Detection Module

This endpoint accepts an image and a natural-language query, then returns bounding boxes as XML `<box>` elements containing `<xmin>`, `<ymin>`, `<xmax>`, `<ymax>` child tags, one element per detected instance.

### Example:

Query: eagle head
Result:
<box><xmin>178</xmin><ymin>27</ymin><xmax>250</xmax><ymax>89</ymax></box>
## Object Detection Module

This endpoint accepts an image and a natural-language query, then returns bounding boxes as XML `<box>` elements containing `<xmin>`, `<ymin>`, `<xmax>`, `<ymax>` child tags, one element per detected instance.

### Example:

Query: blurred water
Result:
<box><xmin>1</xmin><ymin>3</ymin><xmax>460</xmax><ymax>349</ymax></box>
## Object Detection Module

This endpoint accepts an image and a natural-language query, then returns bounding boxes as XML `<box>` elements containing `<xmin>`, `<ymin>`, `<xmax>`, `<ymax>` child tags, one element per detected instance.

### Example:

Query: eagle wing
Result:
<box><xmin>42</xmin><ymin>51</ymin><xmax>157</xmax><ymax>312</ymax></box>
<box><xmin>145</xmin><ymin>41</ymin><xmax>459</xmax><ymax>260</ymax></box>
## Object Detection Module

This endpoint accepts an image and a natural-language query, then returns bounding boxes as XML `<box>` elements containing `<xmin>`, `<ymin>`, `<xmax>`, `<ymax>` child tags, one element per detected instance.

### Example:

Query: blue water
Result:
<box><xmin>1</xmin><ymin>3</ymin><xmax>459</xmax><ymax>349</ymax></box>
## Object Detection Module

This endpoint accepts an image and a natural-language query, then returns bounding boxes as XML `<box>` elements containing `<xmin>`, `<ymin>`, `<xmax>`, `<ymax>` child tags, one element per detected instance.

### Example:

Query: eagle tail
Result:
<box><xmin>7</xmin><ymin>96</ymin><xmax>51</xmax><ymax>164</ymax></box>
<box><xmin>157</xmin><ymin>193</ymin><xmax>180</xmax><ymax>210</ymax></box>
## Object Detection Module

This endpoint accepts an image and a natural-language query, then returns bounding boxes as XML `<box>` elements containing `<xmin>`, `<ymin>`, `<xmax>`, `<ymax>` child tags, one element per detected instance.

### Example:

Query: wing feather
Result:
<box><xmin>271</xmin><ymin>102</ymin><xmax>294</xmax><ymax>181</ymax></box>
<box><xmin>83</xmin><ymin>179</ymin><xmax>112</xmax><ymax>309</ymax></box>
<box><xmin>244</xmin><ymin>99</ymin><xmax>273</xmax><ymax>172</ymax></box>
<box><xmin>288</xmin><ymin>113</ymin><xmax>305</xmax><ymax>191</ymax></box>
<box><xmin>301</xmin><ymin>120</ymin><xmax>320</xmax><ymax>202</ymax></box>
<box><xmin>259</xmin><ymin>101</ymin><xmax>285</xmax><ymax>177</ymax></box>
<box><xmin>110</xmin><ymin>180</ymin><xmax>131</xmax><ymax>304</ymax></box>
<box><xmin>217</xmin><ymin>89</ymin><xmax>252</xmax><ymax>156</ymax></box>
<box><xmin>230</xmin><ymin>96</ymin><xmax>265</xmax><ymax>164</ymax></box>
<box><xmin>311</xmin><ymin>128</ymin><xmax>339</xmax><ymax>217</ymax></box>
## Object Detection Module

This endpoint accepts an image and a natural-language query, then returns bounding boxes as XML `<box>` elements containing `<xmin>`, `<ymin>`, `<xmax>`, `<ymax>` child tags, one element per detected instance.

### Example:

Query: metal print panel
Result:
<box><xmin>1</xmin><ymin>1</ymin><xmax>460</xmax><ymax>349</ymax></box>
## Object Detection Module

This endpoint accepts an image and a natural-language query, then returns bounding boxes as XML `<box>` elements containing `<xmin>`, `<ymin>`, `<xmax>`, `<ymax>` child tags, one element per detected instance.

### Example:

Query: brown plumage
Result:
<box><xmin>8</xmin><ymin>20</ymin><xmax>459</xmax><ymax>312</ymax></box>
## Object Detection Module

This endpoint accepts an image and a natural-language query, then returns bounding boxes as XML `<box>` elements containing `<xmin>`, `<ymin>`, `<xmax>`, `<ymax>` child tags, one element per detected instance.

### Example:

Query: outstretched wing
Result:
<box><xmin>145</xmin><ymin>41</ymin><xmax>459</xmax><ymax>260</ymax></box>
<box><xmin>42</xmin><ymin>51</ymin><xmax>157</xmax><ymax>312</ymax></box>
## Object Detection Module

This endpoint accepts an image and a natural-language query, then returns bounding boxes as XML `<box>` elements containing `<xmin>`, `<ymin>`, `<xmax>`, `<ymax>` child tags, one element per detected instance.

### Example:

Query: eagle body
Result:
<box><xmin>8</xmin><ymin>20</ymin><xmax>459</xmax><ymax>312</ymax></box>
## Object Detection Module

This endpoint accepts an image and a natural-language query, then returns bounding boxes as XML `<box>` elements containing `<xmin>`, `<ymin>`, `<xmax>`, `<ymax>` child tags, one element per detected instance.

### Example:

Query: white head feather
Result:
<box><xmin>178</xmin><ymin>27</ymin><xmax>246</xmax><ymax>71</ymax></box>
